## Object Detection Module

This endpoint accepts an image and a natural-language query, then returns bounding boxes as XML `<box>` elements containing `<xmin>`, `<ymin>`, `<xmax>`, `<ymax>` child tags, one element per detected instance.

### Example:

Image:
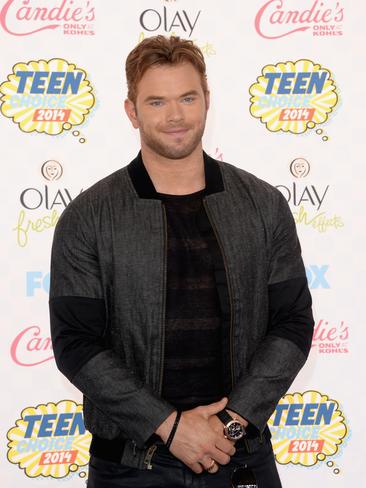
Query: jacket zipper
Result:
<box><xmin>203</xmin><ymin>199</ymin><xmax>235</xmax><ymax>389</ymax></box>
<box><xmin>143</xmin><ymin>205</ymin><xmax>167</xmax><ymax>470</ymax></box>
<box><xmin>143</xmin><ymin>444</ymin><xmax>157</xmax><ymax>470</ymax></box>
<box><xmin>158</xmin><ymin>203</ymin><xmax>168</xmax><ymax>395</ymax></box>
<box><xmin>144</xmin><ymin>203</ymin><xmax>168</xmax><ymax>469</ymax></box>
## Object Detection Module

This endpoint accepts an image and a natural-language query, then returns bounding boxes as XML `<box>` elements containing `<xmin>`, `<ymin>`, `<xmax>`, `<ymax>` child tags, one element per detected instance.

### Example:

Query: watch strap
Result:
<box><xmin>216</xmin><ymin>409</ymin><xmax>234</xmax><ymax>426</ymax></box>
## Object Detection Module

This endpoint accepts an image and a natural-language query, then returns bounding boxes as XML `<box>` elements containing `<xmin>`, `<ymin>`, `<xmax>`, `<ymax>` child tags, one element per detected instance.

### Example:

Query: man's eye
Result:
<box><xmin>182</xmin><ymin>97</ymin><xmax>194</xmax><ymax>103</ymax></box>
<box><xmin>150</xmin><ymin>100</ymin><xmax>163</xmax><ymax>106</ymax></box>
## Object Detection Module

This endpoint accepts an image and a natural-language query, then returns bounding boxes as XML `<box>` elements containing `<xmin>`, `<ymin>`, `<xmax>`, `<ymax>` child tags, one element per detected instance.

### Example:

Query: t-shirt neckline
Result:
<box><xmin>156</xmin><ymin>187</ymin><xmax>206</xmax><ymax>200</ymax></box>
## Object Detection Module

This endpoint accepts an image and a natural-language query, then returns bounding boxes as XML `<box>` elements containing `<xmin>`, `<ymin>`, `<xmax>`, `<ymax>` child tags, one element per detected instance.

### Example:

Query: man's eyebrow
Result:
<box><xmin>143</xmin><ymin>90</ymin><xmax>200</xmax><ymax>103</ymax></box>
<box><xmin>180</xmin><ymin>90</ymin><xmax>200</xmax><ymax>98</ymax></box>
<box><xmin>144</xmin><ymin>95</ymin><xmax>165</xmax><ymax>103</ymax></box>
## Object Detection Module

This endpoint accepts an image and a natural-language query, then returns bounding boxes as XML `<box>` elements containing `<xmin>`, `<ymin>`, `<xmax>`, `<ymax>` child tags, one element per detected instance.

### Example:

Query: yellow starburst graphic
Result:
<box><xmin>7</xmin><ymin>400</ymin><xmax>91</xmax><ymax>478</ymax></box>
<box><xmin>268</xmin><ymin>391</ymin><xmax>348</xmax><ymax>467</ymax></box>
<box><xmin>0</xmin><ymin>58</ymin><xmax>95</xmax><ymax>135</ymax></box>
<box><xmin>249</xmin><ymin>59</ymin><xmax>338</xmax><ymax>134</ymax></box>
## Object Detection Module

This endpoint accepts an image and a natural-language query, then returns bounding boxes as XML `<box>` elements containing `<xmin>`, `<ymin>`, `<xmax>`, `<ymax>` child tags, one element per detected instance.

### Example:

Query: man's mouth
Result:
<box><xmin>163</xmin><ymin>128</ymin><xmax>189</xmax><ymax>136</ymax></box>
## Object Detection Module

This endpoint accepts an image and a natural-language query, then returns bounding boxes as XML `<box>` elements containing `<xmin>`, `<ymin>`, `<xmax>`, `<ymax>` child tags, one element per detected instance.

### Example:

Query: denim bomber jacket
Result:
<box><xmin>49</xmin><ymin>151</ymin><xmax>314</xmax><ymax>469</ymax></box>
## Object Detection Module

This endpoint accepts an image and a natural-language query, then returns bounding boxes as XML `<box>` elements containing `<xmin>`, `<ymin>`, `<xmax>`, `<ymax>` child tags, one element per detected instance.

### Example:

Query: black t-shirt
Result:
<box><xmin>157</xmin><ymin>188</ymin><xmax>230</xmax><ymax>411</ymax></box>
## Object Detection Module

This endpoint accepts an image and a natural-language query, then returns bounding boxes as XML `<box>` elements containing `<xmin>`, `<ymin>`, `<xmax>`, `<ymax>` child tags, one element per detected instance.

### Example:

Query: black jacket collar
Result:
<box><xmin>127</xmin><ymin>150</ymin><xmax>224</xmax><ymax>199</ymax></box>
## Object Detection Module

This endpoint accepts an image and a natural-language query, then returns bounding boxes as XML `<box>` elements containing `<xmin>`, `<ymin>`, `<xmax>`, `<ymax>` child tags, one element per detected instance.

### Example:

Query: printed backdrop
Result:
<box><xmin>0</xmin><ymin>1</ymin><xmax>364</xmax><ymax>486</ymax></box>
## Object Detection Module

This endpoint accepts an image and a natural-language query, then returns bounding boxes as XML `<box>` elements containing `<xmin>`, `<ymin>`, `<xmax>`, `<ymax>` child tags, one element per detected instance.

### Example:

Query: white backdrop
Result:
<box><xmin>1</xmin><ymin>1</ymin><xmax>364</xmax><ymax>486</ymax></box>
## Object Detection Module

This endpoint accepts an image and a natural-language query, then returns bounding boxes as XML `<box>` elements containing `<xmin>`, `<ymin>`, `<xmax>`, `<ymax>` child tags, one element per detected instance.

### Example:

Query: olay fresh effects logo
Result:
<box><xmin>7</xmin><ymin>400</ymin><xmax>91</xmax><ymax>479</ymax></box>
<box><xmin>269</xmin><ymin>391</ymin><xmax>348</xmax><ymax>472</ymax></box>
<box><xmin>0</xmin><ymin>0</ymin><xmax>95</xmax><ymax>36</ymax></box>
<box><xmin>13</xmin><ymin>163</ymin><xmax>82</xmax><ymax>247</ymax></box>
<box><xmin>276</xmin><ymin>159</ymin><xmax>344</xmax><ymax>233</ymax></box>
<box><xmin>312</xmin><ymin>319</ymin><xmax>349</xmax><ymax>354</ymax></box>
<box><xmin>0</xmin><ymin>58</ymin><xmax>95</xmax><ymax>136</ymax></box>
<box><xmin>249</xmin><ymin>60</ymin><xmax>338</xmax><ymax>137</ymax></box>
<box><xmin>11</xmin><ymin>325</ymin><xmax>53</xmax><ymax>366</ymax></box>
<box><xmin>255</xmin><ymin>0</ymin><xmax>344</xmax><ymax>39</ymax></box>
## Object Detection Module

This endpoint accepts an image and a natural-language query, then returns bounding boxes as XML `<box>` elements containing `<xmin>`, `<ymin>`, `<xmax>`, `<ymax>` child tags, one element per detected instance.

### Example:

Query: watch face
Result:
<box><xmin>227</xmin><ymin>420</ymin><xmax>245</xmax><ymax>440</ymax></box>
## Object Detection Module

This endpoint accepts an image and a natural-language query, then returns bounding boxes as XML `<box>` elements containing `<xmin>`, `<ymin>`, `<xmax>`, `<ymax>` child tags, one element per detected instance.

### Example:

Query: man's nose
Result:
<box><xmin>166</xmin><ymin>101</ymin><xmax>184</xmax><ymax>123</ymax></box>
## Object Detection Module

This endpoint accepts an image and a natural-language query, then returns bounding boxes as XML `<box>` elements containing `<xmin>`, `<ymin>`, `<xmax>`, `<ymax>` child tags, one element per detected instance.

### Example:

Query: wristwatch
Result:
<box><xmin>216</xmin><ymin>409</ymin><xmax>246</xmax><ymax>441</ymax></box>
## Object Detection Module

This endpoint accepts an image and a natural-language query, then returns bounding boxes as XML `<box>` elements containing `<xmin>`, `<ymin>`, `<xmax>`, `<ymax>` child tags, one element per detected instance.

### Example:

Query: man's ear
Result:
<box><xmin>124</xmin><ymin>98</ymin><xmax>139</xmax><ymax>129</ymax></box>
<box><xmin>205</xmin><ymin>90</ymin><xmax>210</xmax><ymax>111</ymax></box>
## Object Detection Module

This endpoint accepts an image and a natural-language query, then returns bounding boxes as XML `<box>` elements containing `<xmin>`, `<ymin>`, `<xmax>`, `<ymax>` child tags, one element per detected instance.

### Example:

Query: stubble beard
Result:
<box><xmin>139</xmin><ymin>119</ymin><xmax>207</xmax><ymax>160</ymax></box>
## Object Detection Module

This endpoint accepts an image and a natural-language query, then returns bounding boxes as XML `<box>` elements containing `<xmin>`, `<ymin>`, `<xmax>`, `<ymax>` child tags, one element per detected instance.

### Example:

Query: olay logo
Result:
<box><xmin>0</xmin><ymin>0</ymin><xmax>95</xmax><ymax>36</ymax></box>
<box><xmin>11</xmin><ymin>325</ymin><xmax>54</xmax><ymax>366</ymax></box>
<box><xmin>255</xmin><ymin>0</ymin><xmax>344</xmax><ymax>39</ymax></box>
<box><xmin>139</xmin><ymin>6</ymin><xmax>201</xmax><ymax>37</ymax></box>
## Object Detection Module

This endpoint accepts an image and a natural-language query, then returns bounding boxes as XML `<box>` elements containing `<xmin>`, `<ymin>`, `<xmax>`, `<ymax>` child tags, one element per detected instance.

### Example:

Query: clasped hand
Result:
<box><xmin>158</xmin><ymin>397</ymin><xmax>236</xmax><ymax>474</ymax></box>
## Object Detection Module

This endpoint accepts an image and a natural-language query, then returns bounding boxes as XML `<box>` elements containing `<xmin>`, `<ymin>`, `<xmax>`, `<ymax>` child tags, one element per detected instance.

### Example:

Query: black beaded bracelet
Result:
<box><xmin>165</xmin><ymin>411</ymin><xmax>181</xmax><ymax>449</ymax></box>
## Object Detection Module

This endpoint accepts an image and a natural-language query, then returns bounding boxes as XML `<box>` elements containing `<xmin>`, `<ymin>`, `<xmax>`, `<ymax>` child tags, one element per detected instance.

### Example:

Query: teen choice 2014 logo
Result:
<box><xmin>249</xmin><ymin>59</ymin><xmax>338</xmax><ymax>136</ymax></box>
<box><xmin>0</xmin><ymin>58</ymin><xmax>95</xmax><ymax>136</ymax></box>
<box><xmin>268</xmin><ymin>391</ymin><xmax>348</xmax><ymax>468</ymax></box>
<box><xmin>7</xmin><ymin>400</ymin><xmax>91</xmax><ymax>478</ymax></box>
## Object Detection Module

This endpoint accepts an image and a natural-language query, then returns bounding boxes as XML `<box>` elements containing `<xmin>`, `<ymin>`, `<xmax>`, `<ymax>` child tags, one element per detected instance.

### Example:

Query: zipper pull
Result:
<box><xmin>143</xmin><ymin>444</ymin><xmax>157</xmax><ymax>470</ymax></box>
<box><xmin>132</xmin><ymin>440</ymin><xmax>137</xmax><ymax>456</ymax></box>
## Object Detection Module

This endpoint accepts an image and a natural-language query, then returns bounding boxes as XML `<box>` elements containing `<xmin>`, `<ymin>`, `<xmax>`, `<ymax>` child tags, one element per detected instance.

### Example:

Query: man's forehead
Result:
<box><xmin>137</xmin><ymin>62</ymin><xmax>203</xmax><ymax>97</ymax></box>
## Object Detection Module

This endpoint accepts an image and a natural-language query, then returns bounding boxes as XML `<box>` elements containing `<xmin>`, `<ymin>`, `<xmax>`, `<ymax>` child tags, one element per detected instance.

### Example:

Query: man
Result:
<box><xmin>49</xmin><ymin>35</ymin><xmax>314</xmax><ymax>487</ymax></box>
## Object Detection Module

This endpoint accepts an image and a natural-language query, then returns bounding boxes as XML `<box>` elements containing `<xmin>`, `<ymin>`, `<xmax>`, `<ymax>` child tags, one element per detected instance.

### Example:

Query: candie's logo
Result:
<box><xmin>0</xmin><ymin>0</ymin><xmax>95</xmax><ymax>36</ymax></box>
<box><xmin>312</xmin><ymin>319</ymin><xmax>349</xmax><ymax>354</ymax></box>
<box><xmin>249</xmin><ymin>60</ymin><xmax>338</xmax><ymax>136</ymax></box>
<box><xmin>255</xmin><ymin>0</ymin><xmax>344</xmax><ymax>39</ymax></box>
<box><xmin>7</xmin><ymin>400</ymin><xmax>91</xmax><ymax>478</ymax></box>
<box><xmin>0</xmin><ymin>58</ymin><xmax>95</xmax><ymax>136</ymax></box>
<box><xmin>11</xmin><ymin>325</ymin><xmax>54</xmax><ymax>366</ymax></box>
<box><xmin>269</xmin><ymin>391</ymin><xmax>348</xmax><ymax>469</ymax></box>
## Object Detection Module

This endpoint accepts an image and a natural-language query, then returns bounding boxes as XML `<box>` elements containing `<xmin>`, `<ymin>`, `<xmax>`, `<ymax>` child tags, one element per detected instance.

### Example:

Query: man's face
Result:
<box><xmin>125</xmin><ymin>62</ymin><xmax>209</xmax><ymax>160</ymax></box>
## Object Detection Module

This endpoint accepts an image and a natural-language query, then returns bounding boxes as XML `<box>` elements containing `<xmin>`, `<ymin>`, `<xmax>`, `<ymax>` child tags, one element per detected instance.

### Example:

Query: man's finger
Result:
<box><xmin>189</xmin><ymin>462</ymin><xmax>204</xmax><ymax>474</ymax></box>
<box><xmin>210</xmin><ymin>447</ymin><xmax>231</xmax><ymax>466</ymax></box>
<box><xmin>201</xmin><ymin>397</ymin><xmax>228</xmax><ymax>417</ymax></box>
<box><xmin>201</xmin><ymin>458</ymin><xmax>220</xmax><ymax>474</ymax></box>
<box><xmin>215</xmin><ymin>438</ymin><xmax>236</xmax><ymax>456</ymax></box>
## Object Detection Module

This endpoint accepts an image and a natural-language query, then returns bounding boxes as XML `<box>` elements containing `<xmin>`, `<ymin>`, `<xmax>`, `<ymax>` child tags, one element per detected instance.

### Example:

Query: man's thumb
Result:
<box><xmin>205</xmin><ymin>397</ymin><xmax>228</xmax><ymax>415</ymax></box>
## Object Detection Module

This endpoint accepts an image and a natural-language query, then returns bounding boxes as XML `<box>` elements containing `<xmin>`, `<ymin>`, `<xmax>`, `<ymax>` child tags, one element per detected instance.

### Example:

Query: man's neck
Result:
<box><xmin>140</xmin><ymin>144</ymin><xmax>205</xmax><ymax>195</ymax></box>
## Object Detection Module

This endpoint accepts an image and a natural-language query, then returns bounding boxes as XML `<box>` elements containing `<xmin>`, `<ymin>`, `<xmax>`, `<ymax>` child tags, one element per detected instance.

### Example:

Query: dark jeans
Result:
<box><xmin>87</xmin><ymin>438</ymin><xmax>282</xmax><ymax>488</ymax></box>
